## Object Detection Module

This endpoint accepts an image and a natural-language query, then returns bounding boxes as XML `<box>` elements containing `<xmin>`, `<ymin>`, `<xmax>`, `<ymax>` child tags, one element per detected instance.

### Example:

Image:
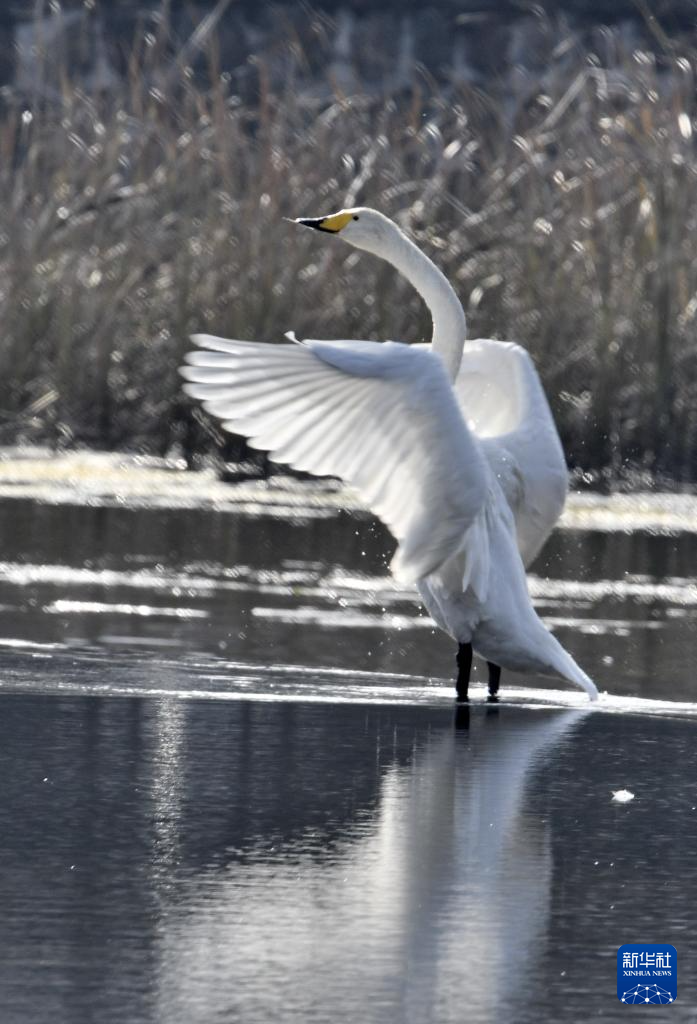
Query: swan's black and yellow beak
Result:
<box><xmin>295</xmin><ymin>212</ymin><xmax>353</xmax><ymax>234</ymax></box>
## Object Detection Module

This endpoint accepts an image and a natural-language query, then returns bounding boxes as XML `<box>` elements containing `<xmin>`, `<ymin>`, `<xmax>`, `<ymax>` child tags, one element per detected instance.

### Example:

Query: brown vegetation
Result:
<box><xmin>1</xmin><ymin>7</ymin><xmax>697</xmax><ymax>485</ymax></box>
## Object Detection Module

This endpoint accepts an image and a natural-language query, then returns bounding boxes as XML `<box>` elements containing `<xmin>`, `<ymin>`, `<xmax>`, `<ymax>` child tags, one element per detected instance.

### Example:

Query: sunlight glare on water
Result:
<box><xmin>0</xmin><ymin>494</ymin><xmax>695</xmax><ymax>699</ymax></box>
<box><xmin>0</xmin><ymin>485</ymin><xmax>696</xmax><ymax>1023</ymax></box>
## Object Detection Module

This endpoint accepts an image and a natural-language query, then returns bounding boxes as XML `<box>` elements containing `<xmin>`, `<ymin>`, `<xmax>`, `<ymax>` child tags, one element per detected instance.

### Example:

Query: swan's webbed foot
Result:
<box><xmin>487</xmin><ymin>662</ymin><xmax>501</xmax><ymax>703</ymax></box>
<box><xmin>456</xmin><ymin>642</ymin><xmax>472</xmax><ymax>703</ymax></box>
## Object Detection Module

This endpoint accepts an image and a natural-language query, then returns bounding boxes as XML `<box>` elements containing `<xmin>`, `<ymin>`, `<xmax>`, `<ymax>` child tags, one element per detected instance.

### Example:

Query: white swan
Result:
<box><xmin>180</xmin><ymin>208</ymin><xmax>598</xmax><ymax>702</ymax></box>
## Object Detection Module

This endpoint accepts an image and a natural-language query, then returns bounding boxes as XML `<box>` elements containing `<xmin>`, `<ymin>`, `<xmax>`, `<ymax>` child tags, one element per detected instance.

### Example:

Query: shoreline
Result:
<box><xmin>0</xmin><ymin>447</ymin><xmax>695</xmax><ymax>533</ymax></box>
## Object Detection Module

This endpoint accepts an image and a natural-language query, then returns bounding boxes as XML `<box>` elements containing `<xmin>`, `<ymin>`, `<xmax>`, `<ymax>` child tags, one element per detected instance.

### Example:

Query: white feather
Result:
<box><xmin>455</xmin><ymin>339</ymin><xmax>568</xmax><ymax>567</ymax></box>
<box><xmin>180</xmin><ymin>208</ymin><xmax>598</xmax><ymax>701</ymax></box>
<box><xmin>183</xmin><ymin>335</ymin><xmax>489</xmax><ymax>586</ymax></box>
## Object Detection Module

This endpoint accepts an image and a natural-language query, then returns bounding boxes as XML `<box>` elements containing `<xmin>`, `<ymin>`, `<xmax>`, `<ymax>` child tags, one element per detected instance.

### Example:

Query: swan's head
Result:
<box><xmin>294</xmin><ymin>207</ymin><xmax>400</xmax><ymax>259</ymax></box>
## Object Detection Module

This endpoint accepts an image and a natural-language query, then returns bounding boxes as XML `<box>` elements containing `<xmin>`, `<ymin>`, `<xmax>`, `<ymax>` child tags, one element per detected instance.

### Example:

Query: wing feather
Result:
<box><xmin>454</xmin><ymin>339</ymin><xmax>568</xmax><ymax>566</ymax></box>
<box><xmin>181</xmin><ymin>334</ymin><xmax>490</xmax><ymax>584</ymax></box>
<box><xmin>276</xmin><ymin>387</ymin><xmax>374</xmax><ymax>470</ymax></box>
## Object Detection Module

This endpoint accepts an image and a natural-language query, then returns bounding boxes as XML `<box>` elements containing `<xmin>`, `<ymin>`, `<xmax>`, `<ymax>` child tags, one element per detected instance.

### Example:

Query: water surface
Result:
<box><xmin>0</xmin><ymin>497</ymin><xmax>696</xmax><ymax>697</ymax></box>
<box><xmin>0</xmin><ymin>492</ymin><xmax>695</xmax><ymax>1022</ymax></box>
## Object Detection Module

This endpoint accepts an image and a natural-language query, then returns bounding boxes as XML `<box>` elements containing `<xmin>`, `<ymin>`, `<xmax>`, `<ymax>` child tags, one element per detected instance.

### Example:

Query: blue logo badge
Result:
<box><xmin>617</xmin><ymin>944</ymin><xmax>677</xmax><ymax>1004</ymax></box>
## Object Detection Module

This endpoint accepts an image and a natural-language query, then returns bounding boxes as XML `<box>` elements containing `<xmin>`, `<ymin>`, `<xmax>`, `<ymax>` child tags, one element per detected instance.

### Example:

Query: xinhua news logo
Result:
<box><xmin>617</xmin><ymin>944</ymin><xmax>677</xmax><ymax>1004</ymax></box>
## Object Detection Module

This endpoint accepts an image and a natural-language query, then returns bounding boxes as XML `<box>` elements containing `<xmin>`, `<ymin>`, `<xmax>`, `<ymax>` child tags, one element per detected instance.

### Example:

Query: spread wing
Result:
<box><xmin>453</xmin><ymin>339</ymin><xmax>568</xmax><ymax>566</ymax></box>
<box><xmin>181</xmin><ymin>334</ymin><xmax>490</xmax><ymax>586</ymax></box>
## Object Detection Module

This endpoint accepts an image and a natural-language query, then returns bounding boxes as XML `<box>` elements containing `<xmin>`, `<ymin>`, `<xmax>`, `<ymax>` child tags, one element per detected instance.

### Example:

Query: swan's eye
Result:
<box><xmin>353</xmin><ymin>215</ymin><xmax>359</xmax><ymax>221</ymax></box>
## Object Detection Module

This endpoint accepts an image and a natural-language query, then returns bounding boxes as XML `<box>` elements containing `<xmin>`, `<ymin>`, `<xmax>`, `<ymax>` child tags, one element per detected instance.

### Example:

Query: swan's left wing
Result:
<box><xmin>181</xmin><ymin>334</ymin><xmax>490</xmax><ymax>585</ymax></box>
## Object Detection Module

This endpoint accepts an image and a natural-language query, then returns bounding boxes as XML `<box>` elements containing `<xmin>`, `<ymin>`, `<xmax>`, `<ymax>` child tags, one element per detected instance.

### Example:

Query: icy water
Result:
<box><xmin>0</xmin><ymin>491</ymin><xmax>696</xmax><ymax>1023</ymax></box>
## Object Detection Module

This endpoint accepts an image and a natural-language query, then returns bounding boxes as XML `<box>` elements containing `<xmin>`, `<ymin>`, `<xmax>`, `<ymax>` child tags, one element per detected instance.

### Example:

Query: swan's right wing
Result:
<box><xmin>454</xmin><ymin>339</ymin><xmax>568</xmax><ymax>566</ymax></box>
<box><xmin>181</xmin><ymin>334</ymin><xmax>490</xmax><ymax>585</ymax></box>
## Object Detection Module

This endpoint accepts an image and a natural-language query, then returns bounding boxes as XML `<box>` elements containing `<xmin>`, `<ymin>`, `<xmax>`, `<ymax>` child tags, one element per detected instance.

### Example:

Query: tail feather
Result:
<box><xmin>550</xmin><ymin>642</ymin><xmax>598</xmax><ymax>702</ymax></box>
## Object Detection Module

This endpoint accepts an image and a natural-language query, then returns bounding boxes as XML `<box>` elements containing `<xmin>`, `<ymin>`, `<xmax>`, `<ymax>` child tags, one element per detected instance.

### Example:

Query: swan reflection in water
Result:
<box><xmin>154</xmin><ymin>706</ymin><xmax>585</xmax><ymax>1023</ymax></box>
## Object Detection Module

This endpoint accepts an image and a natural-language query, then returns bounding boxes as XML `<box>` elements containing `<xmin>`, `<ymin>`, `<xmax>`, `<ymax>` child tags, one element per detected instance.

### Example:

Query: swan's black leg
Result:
<box><xmin>487</xmin><ymin>662</ymin><xmax>501</xmax><ymax>702</ymax></box>
<box><xmin>456</xmin><ymin>642</ymin><xmax>473</xmax><ymax>703</ymax></box>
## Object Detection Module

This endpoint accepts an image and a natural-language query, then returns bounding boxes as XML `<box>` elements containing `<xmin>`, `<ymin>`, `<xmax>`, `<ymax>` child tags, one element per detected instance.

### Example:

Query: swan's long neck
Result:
<box><xmin>382</xmin><ymin>229</ymin><xmax>467</xmax><ymax>380</ymax></box>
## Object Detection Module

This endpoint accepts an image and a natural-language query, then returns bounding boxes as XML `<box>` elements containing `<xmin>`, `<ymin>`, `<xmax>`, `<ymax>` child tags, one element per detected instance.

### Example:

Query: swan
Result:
<box><xmin>180</xmin><ymin>207</ymin><xmax>598</xmax><ymax>702</ymax></box>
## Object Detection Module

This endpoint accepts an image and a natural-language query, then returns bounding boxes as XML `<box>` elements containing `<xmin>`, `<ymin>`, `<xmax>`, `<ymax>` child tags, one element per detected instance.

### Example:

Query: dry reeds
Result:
<box><xmin>1</xmin><ymin>7</ymin><xmax>697</xmax><ymax>485</ymax></box>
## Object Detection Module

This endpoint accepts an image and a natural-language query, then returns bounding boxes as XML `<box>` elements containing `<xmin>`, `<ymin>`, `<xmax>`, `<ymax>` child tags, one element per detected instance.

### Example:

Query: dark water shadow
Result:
<box><xmin>1</xmin><ymin>680</ymin><xmax>696</xmax><ymax>1024</ymax></box>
